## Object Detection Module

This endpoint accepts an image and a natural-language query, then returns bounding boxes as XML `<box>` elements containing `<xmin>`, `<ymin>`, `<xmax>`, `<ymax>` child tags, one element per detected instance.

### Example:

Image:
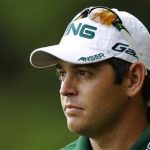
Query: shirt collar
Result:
<box><xmin>76</xmin><ymin>136</ymin><xmax>92</xmax><ymax>150</ymax></box>
<box><xmin>130</xmin><ymin>124</ymin><xmax>150</xmax><ymax>150</ymax></box>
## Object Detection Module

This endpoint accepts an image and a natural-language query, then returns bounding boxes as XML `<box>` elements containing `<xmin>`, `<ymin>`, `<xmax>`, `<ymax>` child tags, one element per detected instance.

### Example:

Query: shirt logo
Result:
<box><xmin>64</xmin><ymin>22</ymin><xmax>97</xmax><ymax>39</ymax></box>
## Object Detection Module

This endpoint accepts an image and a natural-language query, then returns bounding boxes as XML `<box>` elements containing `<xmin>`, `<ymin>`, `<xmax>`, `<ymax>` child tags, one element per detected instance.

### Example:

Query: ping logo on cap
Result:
<box><xmin>64</xmin><ymin>22</ymin><xmax>97</xmax><ymax>39</ymax></box>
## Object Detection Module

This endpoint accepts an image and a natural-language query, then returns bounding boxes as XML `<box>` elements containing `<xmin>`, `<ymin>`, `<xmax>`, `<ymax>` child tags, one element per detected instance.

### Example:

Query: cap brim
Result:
<box><xmin>30</xmin><ymin>45</ymin><xmax>60</xmax><ymax>68</ymax></box>
<box><xmin>30</xmin><ymin>43</ymin><xmax>114</xmax><ymax>68</ymax></box>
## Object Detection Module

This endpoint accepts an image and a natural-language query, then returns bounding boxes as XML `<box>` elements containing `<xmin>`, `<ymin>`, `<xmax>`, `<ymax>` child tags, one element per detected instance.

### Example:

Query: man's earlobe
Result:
<box><xmin>127</xmin><ymin>63</ymin><xmax>145</xmax><ymax>97</ymax></box>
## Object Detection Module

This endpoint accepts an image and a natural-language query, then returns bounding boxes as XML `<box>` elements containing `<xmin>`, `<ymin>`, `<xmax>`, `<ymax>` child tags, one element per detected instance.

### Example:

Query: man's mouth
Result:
<box><xmin>64</xmin><ymin>104</ymin><xmax>83</xmax><ymax>115</ymax></box>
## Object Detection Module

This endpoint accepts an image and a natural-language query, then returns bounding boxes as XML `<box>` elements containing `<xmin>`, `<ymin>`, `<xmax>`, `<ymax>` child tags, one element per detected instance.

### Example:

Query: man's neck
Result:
<box><xmin>89</xmin><ymin>102</ymin><xmax>148</xmax><ymax>150</ymax></box>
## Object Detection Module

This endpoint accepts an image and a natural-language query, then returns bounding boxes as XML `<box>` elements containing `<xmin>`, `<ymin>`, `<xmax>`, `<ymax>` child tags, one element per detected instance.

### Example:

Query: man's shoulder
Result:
<box><xmin>60</xmin><ymin>139</ymin><xmax>78</xmax><ymax>150</ymax></box>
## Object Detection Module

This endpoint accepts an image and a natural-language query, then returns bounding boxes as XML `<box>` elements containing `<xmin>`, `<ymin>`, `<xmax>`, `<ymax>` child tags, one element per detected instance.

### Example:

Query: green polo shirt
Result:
<box><xmin>60</xmin><ymin>124</ymin><xmax>150</xmax><ymax>150</ymax></box>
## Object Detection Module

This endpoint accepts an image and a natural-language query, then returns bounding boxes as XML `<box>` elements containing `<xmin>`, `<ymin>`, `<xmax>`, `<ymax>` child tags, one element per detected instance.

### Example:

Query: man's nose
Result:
<box><xmin>59</xmin><ymin>74</ymin><xmax>78</xmax><ymax>96</ymax></box>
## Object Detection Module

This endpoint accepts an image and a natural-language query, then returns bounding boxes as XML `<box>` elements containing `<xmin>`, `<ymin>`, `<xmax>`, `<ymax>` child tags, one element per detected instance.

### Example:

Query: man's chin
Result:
<box><xmin>67</xmin><ymin>119</ymin><xmax>88</xmax><ymax>135</ymax></box>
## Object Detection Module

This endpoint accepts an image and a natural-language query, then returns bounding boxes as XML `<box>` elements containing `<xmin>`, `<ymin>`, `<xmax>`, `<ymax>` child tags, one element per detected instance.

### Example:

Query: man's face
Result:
<box><xmin>56</xmin><ymin>60</ymin><xmax>130</xmax><ymax>137</ymax></box>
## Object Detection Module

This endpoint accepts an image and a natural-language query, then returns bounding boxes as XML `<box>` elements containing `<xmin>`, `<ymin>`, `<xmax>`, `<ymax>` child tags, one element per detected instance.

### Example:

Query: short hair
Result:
<box><xmin>106</xmin><ymin>58</ymin><xmax>150</xmax><ymax>103</ymax></box>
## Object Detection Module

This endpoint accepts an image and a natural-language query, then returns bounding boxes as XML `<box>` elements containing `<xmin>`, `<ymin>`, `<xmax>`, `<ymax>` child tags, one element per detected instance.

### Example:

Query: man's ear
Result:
<box><xmin>127</xmin><ymin>62</ymin><xmax>146</xmax><ymax>97</ymax></box>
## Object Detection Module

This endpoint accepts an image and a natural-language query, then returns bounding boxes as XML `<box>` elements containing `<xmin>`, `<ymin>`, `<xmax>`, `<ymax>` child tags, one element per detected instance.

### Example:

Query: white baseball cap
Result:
<box><xmin>30</xmin><ymin>6</ymin><xmax>150</xmax><ymax>71</ymax></box>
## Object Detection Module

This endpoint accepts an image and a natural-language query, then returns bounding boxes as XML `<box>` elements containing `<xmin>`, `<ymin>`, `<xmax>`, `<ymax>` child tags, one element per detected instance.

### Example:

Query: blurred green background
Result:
<box><xmin>0</xmin><ymin>0</ymin><xmax>150</xmax><ymax>150</ymax></box>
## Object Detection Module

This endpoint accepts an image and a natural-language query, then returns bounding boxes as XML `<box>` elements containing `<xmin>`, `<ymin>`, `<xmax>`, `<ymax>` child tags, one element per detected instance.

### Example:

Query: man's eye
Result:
<box><xmin>56</xmin><ymin>72</ymin><xmax>66</xmax><ymax>81</ymax></box>
<box><xmin>77</xmin><ymin>70</ymin><xmax>90</xmax><ymax>78</ymax></box>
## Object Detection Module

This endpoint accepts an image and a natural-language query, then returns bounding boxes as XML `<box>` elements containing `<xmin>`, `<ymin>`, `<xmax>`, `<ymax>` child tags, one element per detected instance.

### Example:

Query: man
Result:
<box><xmin>30</xmin><ymin>6</ymin><xmax>150</xmax><ymax>150</ymax></box>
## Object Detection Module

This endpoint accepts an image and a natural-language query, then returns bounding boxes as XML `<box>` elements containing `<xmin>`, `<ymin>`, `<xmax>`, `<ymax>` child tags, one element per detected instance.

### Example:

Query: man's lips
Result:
<box><xmin>64</xmin><ymin>104</ymin><xmax>82</xmax><ymax>110</ymax></box>
<box><xmin>64</xmin><ymin>104</ymin><xmax>83</xmax><ymax>115</ymax></box>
